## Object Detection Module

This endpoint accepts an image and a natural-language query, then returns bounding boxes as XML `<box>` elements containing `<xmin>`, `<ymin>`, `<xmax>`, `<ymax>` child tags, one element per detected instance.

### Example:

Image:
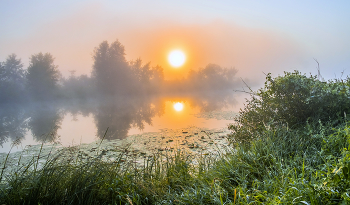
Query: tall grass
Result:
<box><xmin>1</xmin><ymin>71</ymin><xmax>350</xmax><ymax>204</ymax></box>
<box><xmin>1</xmin><ymin>120</ymin><xmax>350</xmax><ymax>204</ymax></box>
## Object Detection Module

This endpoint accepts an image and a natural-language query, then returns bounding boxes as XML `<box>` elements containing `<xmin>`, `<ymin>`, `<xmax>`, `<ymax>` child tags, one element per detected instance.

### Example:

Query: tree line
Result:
<box><xmin>0</xmin><ymin>39</ymin><xmax>241</xmax><ymax>143</ymax></box>
<box><xmin>0</xmin><ymin>53</ymin><xmax>60</xmax><ymax>103</ymax></box>
<box><xmin>0</xmin><ymin>39</ymin><xmax>239</xmax><ymax>105</ymax></box>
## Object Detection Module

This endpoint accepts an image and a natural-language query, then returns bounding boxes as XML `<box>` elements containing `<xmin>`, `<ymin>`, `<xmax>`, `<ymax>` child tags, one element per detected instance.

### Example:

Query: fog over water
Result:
<box><xmin>3</xmin><ymin>1</ymin><xmax>348</xmax><ymax>152</ymax></box>
<box><xmin>0</xmin><ymin>40</ymin><xmax>243</xmax><ymax>152</ymax></box>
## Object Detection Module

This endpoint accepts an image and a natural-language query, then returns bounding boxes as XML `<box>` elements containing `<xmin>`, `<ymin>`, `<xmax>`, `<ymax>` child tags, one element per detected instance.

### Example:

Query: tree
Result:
<box><xmin>92</xmin><ymin>40</ymin><xmax>133</xmax><ymax>97</ymax></box>
<box><xmin>61</xmin><ymin>73</ymin><xmax>95</xmax><ymax>101</ymax></box>
<box><xmin>26</xmin><ymin>53</ymin><xmax>61</xmax><ymax>101</ymax></box>
<box><xmin>129</xmin><ymin>59</ymin><xmax>164</xmax><ymax>95</ymax></box>
<box><xmin>0</xmin><ymin>54</ymin><xmax>26</xmax><ymax>103</ymax></box>
<box><xmin>187</xmin><ymin>64</ymin><xmax>238</xmax><ymax>92</ymax></box>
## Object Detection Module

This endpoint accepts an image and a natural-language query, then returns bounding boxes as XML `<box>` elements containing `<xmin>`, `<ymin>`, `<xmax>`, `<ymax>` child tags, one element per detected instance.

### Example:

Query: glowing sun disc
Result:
<box><xmin>173</xmin><ymin>102</ymin><xmax>184</xmax><ymax>111</ymax></box>
<box><xmin>168</xmin><ymin>50</ymin><xmax>186</xmax><ymax>67</ymax></box>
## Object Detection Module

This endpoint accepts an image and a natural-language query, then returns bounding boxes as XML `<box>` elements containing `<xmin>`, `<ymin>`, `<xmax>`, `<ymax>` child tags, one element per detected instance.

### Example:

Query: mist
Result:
<box><xmin>0</xmin><ymin>40</ymin><xmax>241</xmax><ymax>145</ymax></box>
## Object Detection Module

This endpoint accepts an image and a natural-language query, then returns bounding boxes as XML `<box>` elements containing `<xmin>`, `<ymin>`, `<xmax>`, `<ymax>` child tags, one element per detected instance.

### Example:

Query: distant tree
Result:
<box><xmin>129</xmin><ymin>59</ymin><xmax>164</xmax><ymax>95</ymax></box>
<box><xmin>92</xmin><ymin>40</ymin><xmax>133</xmax><ymax>97</ymax></box>
<box><xmin>162</xmin><ymin>64</ymin><xmax>238</xmax><ymax>111</ymax></box>
<box><xmin>187</xmin><ymin>64</ymin><xmax>238</xmax><ymax>92</ymax></box>
<box><xmin>0</xmin><ymin>54</ymin><xmax>26</xmax><ymax>103</ymax></box>
<box><xmin>62</xmin><ymin>73</ymin><xmax>95</xmax><ymax>101</ymax></box>
<box><xmin>26</xmin><ymin>53</ymin><xmax>61</xmax><ymax>101</ymax></box>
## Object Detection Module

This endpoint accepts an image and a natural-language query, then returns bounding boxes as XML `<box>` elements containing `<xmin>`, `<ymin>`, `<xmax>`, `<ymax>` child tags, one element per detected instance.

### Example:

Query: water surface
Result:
<box><xmin>0</xmin><ymin>95</ymin><xmax>237</xmax><ymax>153</ymax></box>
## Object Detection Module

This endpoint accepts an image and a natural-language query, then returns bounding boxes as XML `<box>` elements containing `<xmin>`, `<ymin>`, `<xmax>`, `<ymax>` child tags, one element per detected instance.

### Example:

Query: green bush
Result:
<box><xmin>2</xmin><ymin>71</ymin><xmax>350</xmax><ymax>204</ymax></box>
<box><xmin>229</xmin><ymin>70</ymin><xmax>350</xmax><ymax>144</ymax></box>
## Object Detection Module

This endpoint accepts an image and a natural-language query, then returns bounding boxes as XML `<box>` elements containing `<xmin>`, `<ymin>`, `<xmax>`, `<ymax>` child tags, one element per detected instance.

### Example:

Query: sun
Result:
<box><xmin>173</xmin><ymin>102</ymin><xmax>184</xmax><ymax>111</ymax></box>
<box><xmin>168</xmin><ymin>50</ymin><xmax>186</xmax><ymax>67</ymax></box>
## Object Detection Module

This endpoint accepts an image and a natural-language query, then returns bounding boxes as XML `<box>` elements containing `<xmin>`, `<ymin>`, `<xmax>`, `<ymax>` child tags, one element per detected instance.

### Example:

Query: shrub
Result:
<box><xmin>229</xmin><ymin>71</ymin><xmax>350</xmax><ymax>144</ymax></box>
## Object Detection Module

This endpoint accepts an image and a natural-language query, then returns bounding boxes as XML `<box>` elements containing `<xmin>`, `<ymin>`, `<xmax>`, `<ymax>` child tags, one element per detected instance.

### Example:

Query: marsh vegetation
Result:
<box><xmin>1</xmin><ymin>71</ymin><xmax>350</xmax><ymax>204</ymax></box>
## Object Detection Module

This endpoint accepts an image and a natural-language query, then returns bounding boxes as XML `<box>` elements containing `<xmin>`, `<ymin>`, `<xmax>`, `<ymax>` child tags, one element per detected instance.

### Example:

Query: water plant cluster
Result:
<box><xmin>1</xmin><ymin>71</ymin><xmax>350</xmax><ymax>204</ymax></box>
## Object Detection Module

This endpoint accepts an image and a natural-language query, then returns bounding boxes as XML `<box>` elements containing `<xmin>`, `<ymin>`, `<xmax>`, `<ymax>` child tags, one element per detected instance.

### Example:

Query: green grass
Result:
<box><xmin>1</xmin><ymin>120</ymin><xmax>350</xmax><ymax>204</ymax></box>
<box><xmin>2</xmin><ymin>71</ymin><xmax>350</xmax><ymax>204</ymax></box>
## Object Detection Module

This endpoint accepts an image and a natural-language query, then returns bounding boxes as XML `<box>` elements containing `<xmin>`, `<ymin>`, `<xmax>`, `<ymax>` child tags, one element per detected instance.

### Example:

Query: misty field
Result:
<box><xmin>1</xmin><ymin>71</ymin><xmax>350</xmax><ymax>204</ymax></box>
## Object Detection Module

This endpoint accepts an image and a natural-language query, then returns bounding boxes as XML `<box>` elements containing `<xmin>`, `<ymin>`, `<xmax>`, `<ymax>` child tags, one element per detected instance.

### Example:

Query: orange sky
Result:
<box><xmin>6</xmin><ymin>17</ymin><xmax>305</xmax><ymax>82</ymax></box>
<box><xmin>116</xmin><ymin>21</ymin><xmax>305</xmax><ymax>81</ymax></box>
<box><xmin>2</xmin><ymin>1</ymin><xmax>349</xmax><ymax>82</ymax></box>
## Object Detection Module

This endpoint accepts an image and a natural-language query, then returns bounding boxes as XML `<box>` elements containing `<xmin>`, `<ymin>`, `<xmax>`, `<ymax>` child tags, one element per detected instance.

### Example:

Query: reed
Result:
<box><xmin>1</xmin><ymin>71</ymin><xmax>350</xmax><ymax>204</ymax></box>
<box><xmin>0</xmin><ymin>120</ymin><xmax>349</xmax><ymax>204</ymax></box>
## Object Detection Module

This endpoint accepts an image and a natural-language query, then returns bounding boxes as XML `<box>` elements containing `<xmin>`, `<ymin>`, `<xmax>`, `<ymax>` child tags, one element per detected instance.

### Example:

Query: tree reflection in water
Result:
<box><xmin>27</xmin><ymin>104</ymin><xmax>63</xmax><ymax>143</ymax></box>
<box><xmin>0</xmin><ymin>40</ymin><xmax>242</xmax><ymax>148</ymax></box>
<box><xmin>0</xmin><ymin>104</ymin><xmax>27</xmax><ymax>145</ymax></box>
<box><xmin>0</xmin><ymin>90</ymin><xmax>236</xmax><ymax>147</ymax></box>
<box><xmin>94</xmin><ymin>96</ymin><xmax>164</xmax><ymax>140</ymax></box>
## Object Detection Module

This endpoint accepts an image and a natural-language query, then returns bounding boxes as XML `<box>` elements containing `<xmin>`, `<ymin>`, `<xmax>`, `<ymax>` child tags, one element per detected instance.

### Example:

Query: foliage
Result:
<box><xmin>0</xmin><ymin>54</ymin><xmax>26</xmax><ymax>103</ymax></box>
<box><xmin>2</xmin><ymin>121</ymin><xmax>350</xmax><ymax>204</ymax></box>
<box><xmin>92</xmin><ymin>40</ymin><xmax>134</xmax><ymax>96</ymax></box>
<box><xmin>2</xmin><ymin>72</ymin><xmax>350</xmax><ymax>204</ymax></box>
<box><xmin>91</xmin><ymin>40</ymin><xmax>166</xmax><ymax>98</ymax></box>
<box><xmin>129</xmin><ymin>58</ymin><xmax>164</xmax><ymax>95</ymax></box>
<box><xmin>26</xmin><ymin>53</ymin><xmax>61</xmax><ymax>101</ymax></box>
<box><xmin>61</xmin><ymin>73</ymin><xmax>95</xmax><ymax>101</ymax></box>
<box><xmin>164</xmin><ymin>64</ymin><xmax>239</xmax><ymax>112</ymax></box>
<box><xmin>187</xmin><ymin>64</ymin><xmax>238</xmax><ymax>92</ymax></box>
<box><xmin>228</xmin><ymin>70</ymin><xmax>350</xmax><ymax>144</ymax></box>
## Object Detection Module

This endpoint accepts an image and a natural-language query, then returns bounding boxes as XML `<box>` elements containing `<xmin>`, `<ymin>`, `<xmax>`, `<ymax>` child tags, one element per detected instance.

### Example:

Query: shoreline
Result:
<box><xmin>0</xmin><ymin>126</ymin><xmax>231</xmax><ymax>175</ymax></box>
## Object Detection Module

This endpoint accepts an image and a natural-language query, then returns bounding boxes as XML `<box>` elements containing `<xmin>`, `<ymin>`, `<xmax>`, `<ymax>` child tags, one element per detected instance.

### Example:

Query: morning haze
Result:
<box><xmin>1</xmin><ymin>1</ymin><xmax>350</xmax><ymax>150</ymax></box>
<box><xmin>2</xmin><ymin>2</ymin><xmax>350</xmax><ymax>203</ymax></box>
<box><xmin>0</xmin><ymin>39</ymin><xmax>239</xmax><ymax>148</ymax></box>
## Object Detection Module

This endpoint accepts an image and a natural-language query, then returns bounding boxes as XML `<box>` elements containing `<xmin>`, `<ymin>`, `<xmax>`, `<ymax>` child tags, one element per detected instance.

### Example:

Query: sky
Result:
<box><xmin>1</xmin><ymin>0</ymin><xmax>350</xmax><ymax>83</ymax></box>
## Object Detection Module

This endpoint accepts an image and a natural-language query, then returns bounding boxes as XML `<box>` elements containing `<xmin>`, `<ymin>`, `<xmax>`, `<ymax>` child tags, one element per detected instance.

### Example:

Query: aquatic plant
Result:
<box><xmin>1</xmin><ymin>71</ymin><xmax>350</xmax><ymax>204</ymax></box>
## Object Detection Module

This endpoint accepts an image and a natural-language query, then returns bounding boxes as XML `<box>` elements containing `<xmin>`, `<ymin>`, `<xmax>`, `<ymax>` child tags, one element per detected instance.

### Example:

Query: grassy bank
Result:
<box><xmin>1</xmin><ymin>71</ymin><xmax>350</xmax><ymax>204</ymax></box>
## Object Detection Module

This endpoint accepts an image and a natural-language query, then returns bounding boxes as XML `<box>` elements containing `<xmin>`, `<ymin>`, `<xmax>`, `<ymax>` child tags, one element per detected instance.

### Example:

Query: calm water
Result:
<box><xmin>0</xmin><ymin>95</ymin><xmax>239</xmax><ymax>153</ymax></box>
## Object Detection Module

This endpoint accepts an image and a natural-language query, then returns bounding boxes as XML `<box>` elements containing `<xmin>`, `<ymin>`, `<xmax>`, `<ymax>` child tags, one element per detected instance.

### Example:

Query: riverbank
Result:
<box><xmin>2</xmin><ymin>72</ymin><xmax>350</xmax><ymax>204</ymax></box>
<box><xmin>0</xmin><ymin>126</ymin><xmax>231</xmax><ymax>176</ymax></box>
<box><xmin>2</xmin><ymin>121</ymin><xmax>350</xmax><ymax>204</ymax></box>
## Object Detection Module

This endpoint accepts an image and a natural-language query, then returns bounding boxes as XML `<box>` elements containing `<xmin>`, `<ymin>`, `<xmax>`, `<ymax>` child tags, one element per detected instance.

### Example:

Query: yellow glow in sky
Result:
<box><xmin>173</xmin><ymin>102</ymin><xmax>184</xmax><ymax>111</ymax></box>
<box><xmin>168</xmin><ymin>50</ymin><xmax>186</xmax><ymax>67</ymax></box>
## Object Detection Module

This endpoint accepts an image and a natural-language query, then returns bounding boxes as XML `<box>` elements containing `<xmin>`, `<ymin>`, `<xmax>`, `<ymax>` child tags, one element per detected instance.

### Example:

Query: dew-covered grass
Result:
<box><xmin>2</xmin><ymin>71</ymin><xmax>350</xmax><ymax>204</ymax></box>
<box><xmin>0</xmin><ymin>121</ymin><xmax>350</xmax><ymax>204</ymax></box>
